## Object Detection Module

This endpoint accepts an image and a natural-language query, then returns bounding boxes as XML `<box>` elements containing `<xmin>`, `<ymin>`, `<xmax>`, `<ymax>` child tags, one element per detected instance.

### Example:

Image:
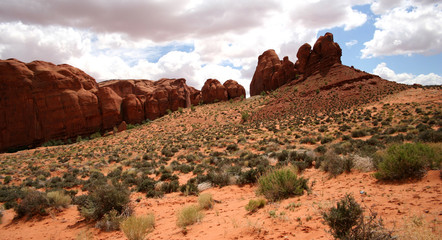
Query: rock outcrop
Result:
<box><xmin>0</xmin><ymin>59</ymin><xmax>102</xmax><ymax>151</ymax></box>
<box><xmin>201</xmin><ymin>79</ymin><xmax>228</xmax><ymax>104</ymax></box>
<box><xmin>250</xmin><ymin>32</ymin><xmax>342</xmax><ymax>96</ymax></box>
<box><xmin>0</xmin><ymin>59</ymin><xmax>245</xmax><ymax>152</ymax></box>
<box><xmin>223</xmin><ymin>80</ymin><xmax>246</xmax><ymax>100</ymax></box>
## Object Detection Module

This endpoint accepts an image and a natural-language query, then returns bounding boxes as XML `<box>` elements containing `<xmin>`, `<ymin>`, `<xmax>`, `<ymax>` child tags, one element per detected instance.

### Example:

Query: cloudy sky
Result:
<box><xmin>0</xmin><ymin>0</ymin><xmax>441</xmax><ymax>93</ymax></box>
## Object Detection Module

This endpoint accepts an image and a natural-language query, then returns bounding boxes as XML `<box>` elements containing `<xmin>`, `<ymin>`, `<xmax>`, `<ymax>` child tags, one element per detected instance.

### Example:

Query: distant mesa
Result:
<box><xmin>0</xmin><ymin>59</ymin><xmax>245</xmax><ymax>152</ymax></box>
<box><xmin>250</xmin><ymin>32</ymin><xmax>342</xmax><ymax>96</ymax></box>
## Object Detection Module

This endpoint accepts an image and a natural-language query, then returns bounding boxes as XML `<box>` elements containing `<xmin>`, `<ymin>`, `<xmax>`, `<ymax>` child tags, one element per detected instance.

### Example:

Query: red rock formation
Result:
<box><xmin>201</xmin><ymin>79</ymin><xmax>228</xmax><ymax>104</ymax></box>
<box><xmin>250</xmin><ymin>50</ymin><xmax>297</xmax><ymax>96</ymax></box>
<box><xmin>303</xmin><ymin>32</ymin><xmax>342</xmax><ymax>76</ymax></box>
<box><xmin>223</xmin><ymin>80</ymin><xmax>246</xmax><ymax>99</ymax></box>
<box><xmin>0</xmin><ymin>59</ymin><xmax>101</xmax><ymax>151</ymax></box>
<box><xmin>250</xmin><ymin>32</ymin><xmax>342</xmax><ymax>96</ymax></box>
<box><xmin>0</xmin><ymin>59</ymin><xmax>247</xmax><ymax>151</ymax></box>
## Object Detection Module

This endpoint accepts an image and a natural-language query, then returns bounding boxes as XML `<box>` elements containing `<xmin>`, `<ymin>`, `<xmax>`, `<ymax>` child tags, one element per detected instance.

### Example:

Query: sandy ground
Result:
<box><xmin>1</xmin><ymin>168</ymin><xmax>440</xmax><ymax>240</ymax></box>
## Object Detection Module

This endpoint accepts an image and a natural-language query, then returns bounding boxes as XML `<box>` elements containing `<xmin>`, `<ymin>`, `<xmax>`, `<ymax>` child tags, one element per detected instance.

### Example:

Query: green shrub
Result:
<box><xmin>322</xmin><ymin>194</ymin><xmax>393</xmax><ymax>240</ymax></box>
<box><xmin>3</xmin><ymin>175</ymin><xmax>12</xmax><ymax>184</ymax></box>
<box><xmin>15</xmin><ymin>190</ymin><xmax>50</xmax><ymax>219</ymax></box>
<box><xmin>198</xmin><ymin>193</ymin><xmax>214</xmax><ymax>210</ymax></box>
<box><xmin>245</xmin><ymin>198</ymin><xmax>266</xmax><ymax>212</ymax></box>
<box><xmin>120</xmin><ymin>214</ymin><xmax>155</xmax><ymax>240</ymax></box>
<box><xmin>176</xmin><ymin>205</ymin><xmax>203</xmax><ymax>228</ymax></box>
<box><xmin>78</xmin><ymin>183</ymin><xmax>131</xmax><ymax>221</ymax></box>
<box><xmin>322</xmin><ymin>194</ymin><xmax>363</xmax><ymax>239</ymax></box>
<box><xmin>257</xmin><ymin>167</ymin><xmax>308</xmax><ymax>201</ymax></box>
<box><xmin>241</xmin><ymin>111</ymin><xmax>249</xmax><ymax>123</ymax></box>
<box><xmin>47</xmin><ymin>191</ymin><xmax>72</xmax><ymax>209</ymax></box>
<box><xmin>374</xmin><ymin>143</ymin><xmax>436</xmax><ymax>180</ymax></box>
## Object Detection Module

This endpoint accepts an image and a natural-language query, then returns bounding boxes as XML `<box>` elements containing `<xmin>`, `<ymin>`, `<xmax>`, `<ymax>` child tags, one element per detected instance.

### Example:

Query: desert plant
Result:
<box><xmin>257</xmin><ymin>166</ymin><xmax>308</xmax><ymax>201</ymax></box>
<box><xmin>320</xmin><ymin>151</ymin><xmax>354</xmax><ymax>177</ymax></box>
<box><xmin>322</xmin><ymin>194</ymin><xmax>394</xmax><ymax>240</ymax></box>
<box><xmin>14</xmin><ymin>190</ymin><xmax>50</xmax><ymax>219</ymax></box>
<box><xmin>322</xmin><ymin>194</ymin><xmax>363</xmax><ymax>239</ymax></box>
<box><xmin>374</xmin><ymin>143</ymin><xmax>436</xmax><ymax>180</ymax></box>
<box><xmin>95</xmin><ymin>209</ymin><xmax>123</xmax><ymax>231</ymax></box>
<box><xmin>176</xmin><ymin>205</ymin><xmax>203</xmax><ymax>228</ymax></box>
<box><xmin>120</xmin><ymin>214</ymin><xmax>155</xmax><ymax>240</ymax></box>
<box><xmin>3</xmin><ymin>175</ymin><xmax>12</xmax><ymax>184</ymax></box>
<box><xmin>245</xmin><ymin>198</ymin><xmax>266</xmax><ymax>212</ymax></box>
<box><xmin>47</xmin><ymin>191</ymin><xmax>72</xmax><ymax>209</ymax></box>
<box><xmin>198</xmin><ymin>193</ymin><xmax>214</xmax><ymax>210</ymax></box>
<box><xmin>241</xmin><ymin>111</ymin><xmax>249</xmax><ymax>123</ymax></box>
<box><xmin>78</xmin><ymin>183</ymin><xmax>131</xmax><ymax>221</ymax></box>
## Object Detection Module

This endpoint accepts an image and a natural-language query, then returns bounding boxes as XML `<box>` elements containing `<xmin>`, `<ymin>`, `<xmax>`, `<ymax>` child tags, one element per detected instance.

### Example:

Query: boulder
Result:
<box><xmin>201</xmin><ymin>79</ymin><xmax>228</xmax><ymax>104</ymax></box>
<box><xmin>223</xmin><ymin>80</ymin><xmax>246</xmax><ymax>99</ymax></box>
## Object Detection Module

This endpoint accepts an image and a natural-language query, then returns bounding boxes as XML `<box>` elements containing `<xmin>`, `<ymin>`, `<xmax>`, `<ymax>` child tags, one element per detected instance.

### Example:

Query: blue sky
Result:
<box><xmin>0</xmin><ymin>0</ymin><xmax>441</xmax><ymax>92</ymax></box>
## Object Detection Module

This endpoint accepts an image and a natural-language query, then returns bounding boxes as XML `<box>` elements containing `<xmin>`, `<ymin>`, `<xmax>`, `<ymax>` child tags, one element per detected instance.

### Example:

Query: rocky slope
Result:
<box><xmin>0</xmin><ymin>59</ymin><xmax>245</xmax><ymax>152</ymax></box>
<box><xmin>249</xmin><ymin>33</ymin><xmax>409</xmax><ymax>120</ymax></box>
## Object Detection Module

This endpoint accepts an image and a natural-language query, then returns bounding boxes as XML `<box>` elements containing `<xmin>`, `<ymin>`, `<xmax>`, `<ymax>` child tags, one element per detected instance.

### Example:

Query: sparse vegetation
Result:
<box><xmin>198</xmin><ymin>193</ymin><xmax>214</xmax><ymax>210</ymax></box>
<box><xmin>245</xmin><ymin>198</ymin><xmax>266</xmax><ymax>212</ymax></box>
<box><xmin>257</xmin><ymin>166</ymin><xmax>308</xmax><ymax>201</ymax></box>
<box><xmin>374</xmin><ymin>143</ymin><xmax>439</xmax><ymax>180</ymax></box>
<box><xmin>176</xmin><ymin>205</ymin><xmax>203</xmax><ymax>228</ymax></box>
<box><xmin>120</xmin><ymin>214</ymin><xmax>155</xmax><ymax>240</ymax></box>
<box><xmin>322</xmin><ymin>194</ymin><xmax>393</xmax><ymax>239</ymax></box>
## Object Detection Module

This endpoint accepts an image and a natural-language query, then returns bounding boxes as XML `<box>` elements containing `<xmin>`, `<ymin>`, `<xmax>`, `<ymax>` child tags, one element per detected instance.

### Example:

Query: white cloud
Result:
<box><xmin>373</xmin><ymin>62</ymin><xmax>442</xmax><ymax>85</ymax></box>
<box><xmin>290</xmin><ymin>0</ymin><xmax>367</xmax><ymax>31</ymax></box>
<box><xmin>0</xmin><ymin>0</ymin><xmax>438</xmax><ymax>95</ymax></box>
<box><xmin>345</xmin><ymin>40</ymin><xmax>358</xmax><ymax>47</ymax></box>
<box><xmin>362</xmin><ymin>1</ymin><xmax>442</xmax><ymax>58</ymax></box>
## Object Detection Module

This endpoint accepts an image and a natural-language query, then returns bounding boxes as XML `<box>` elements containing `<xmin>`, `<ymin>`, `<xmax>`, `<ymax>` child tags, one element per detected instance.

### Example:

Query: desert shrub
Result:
<box><xmin>14</xmin><ymin>190</ymin><xmax>50</xmax><ymax>219</ymax></box>
<box><xmin>322</xmin><ymin>194</ymin><xmax>394</xmax><ymax>240</ymax></box>
<box><xmin>3</xmin><ymin>175</ymin><xmax>12</xmax><ymax>184</ymax></box>
<box><xmin>176</xmin><ymin>205</ymin><xmax>203</xmax><ymax>228</ymax></box>
<box><xmin>47</xmin><ymin>191</ymin><xmax>72</xmax><ymax>209</ymax></box>
<box><xmin>257</xmin><ymin>166</ymin><xmax>308</xmax><ymax>201</ymax></box>
<box><xmin>245</xmin><ymin>198</ymin><xmax>266</xmax><ymax>212</ymax></box>
<box><xmin>207</xmin><ymin>170</ymin><xmax>230</xmax><ymax>187</ymax></box>
<box><xmin>374</xmin><ymin>143</ymin><xmax>436</xmax><ymax>180</ymax></box>
<box><xmin>180</xmin><ymin>178</ymin><xmax>199</xmax><ymax>196</ymax></box>
<box><xmin>226</xmin><ymin>143</ymin><xmax>239</xmax><ymax>152</ymax></box>
<box><xmin>322</xmin><ymin>194</ymin><xmax>363</xmax><ymax>239</ymax></box>
<box><xmin>238</xmin><ymin>168</ymin><xmax>259</xmax><ymax>185</ymax></box>
<box><xmin>418</xmin><ymin>128</ymin><xmax>442</xmax><ymax>142</ymax></box>
<box><xmin>90</xmin><ymin>131</ymin><xmax>101</xmax><ymax>139</ymax></box>
<box><xmin>241</xmin><ymin>111</ymin><xmax>249</xmax><ymax>122</ymax></box>
<box><xmin>198</xmin><ymin>193</ymin><xmax>214</xmax><ymax>210</ymax></box>
<box><xmin>351</xmin><ymin>129</ymin><xmax>367</xmax><ymax>138</ymax></box>
<box><xmin>320</xmin><ymin>151</ymin><xmax>354</xmax><ymax>177</ymax></box>
<box><xmin>78</xmin><ymin>183</ymin><xmax>131</xmax><ymax>221</ymax></box>
<box><xmin>95</xmin><ymin>209</ymin><xmax>123</xmax><ymax>231</ymax></box>
<box><xmin>300</xmin><ymin>137</ymin><xmax>316</xmax><ymax>144</ymax></box>
<box><xmin>120</xmin><ymin>214</ymin><xmax>155</xmax><ymax>240</ymax></box>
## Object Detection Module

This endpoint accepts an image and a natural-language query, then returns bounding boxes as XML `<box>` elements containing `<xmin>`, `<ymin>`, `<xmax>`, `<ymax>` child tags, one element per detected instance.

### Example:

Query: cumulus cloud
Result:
<box><xmin>362</xmin><ymin>1</ymin><xmax>442</xmax><ymax>58</ymax></box>
<box><xmin>290</xmin><ymin>0</ymin><xmax>368</xmax><ymax>31</ymax></box>
<box><xmin>0</xmin><ymin>0</ymin><xmax>279</xmax><ymax>42</ymax></box>
<box><xmin>0</xmin><ymin>0</ymin><xmax>438</xmax><ymax>95</ymax></box>
<box><xmin>345</xmin><ymin>40</ymin><xmax>358</xmax><ymax>47</ymax></box>
<box><xmin>373</xmin><ymin>62</ymin><xmax>442</xmax><ymax>85</ymax></box>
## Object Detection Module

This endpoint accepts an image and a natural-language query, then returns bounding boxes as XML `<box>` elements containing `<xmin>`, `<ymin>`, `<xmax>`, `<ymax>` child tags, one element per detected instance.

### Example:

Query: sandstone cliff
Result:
<box><xmin>0</xmin><ymin>59</ymin><xmax>244</xmax><ymax>151</ymax></box>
